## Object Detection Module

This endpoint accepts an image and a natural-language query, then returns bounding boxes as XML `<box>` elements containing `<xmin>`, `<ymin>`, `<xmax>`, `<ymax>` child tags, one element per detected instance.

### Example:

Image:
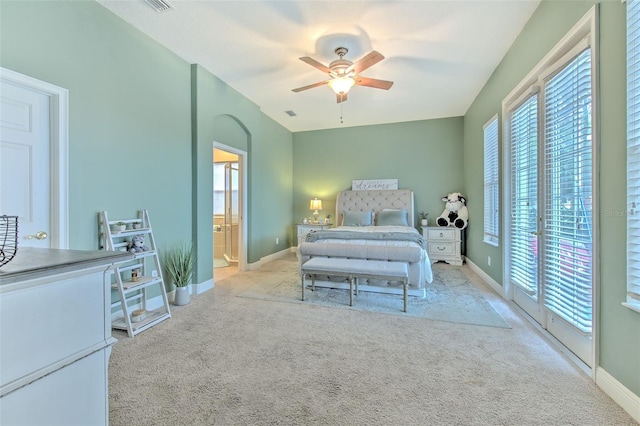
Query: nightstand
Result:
<box><xmin>296</xmin><ymin>223</ymin><xmax>331</xmax><ymax>248</ymax></box>
<box><xmin>422</xmin><ymin>226</ymin><xmax>464</xmax><ymax>265</ymax></box>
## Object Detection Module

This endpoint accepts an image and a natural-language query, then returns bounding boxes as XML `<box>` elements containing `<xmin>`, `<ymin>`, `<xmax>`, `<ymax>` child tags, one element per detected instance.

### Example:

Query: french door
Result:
<box><xmin>507</xmin><ymin>46</ymin><xmax>594</xmax><ymax>367</ymax></box>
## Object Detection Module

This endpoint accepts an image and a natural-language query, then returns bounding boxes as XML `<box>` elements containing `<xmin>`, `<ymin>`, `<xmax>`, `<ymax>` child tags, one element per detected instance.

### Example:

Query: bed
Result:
<box><xmin>298</xmin><ymin>189</ymin><xmax>433</xmax><ymax>297</ymax></box>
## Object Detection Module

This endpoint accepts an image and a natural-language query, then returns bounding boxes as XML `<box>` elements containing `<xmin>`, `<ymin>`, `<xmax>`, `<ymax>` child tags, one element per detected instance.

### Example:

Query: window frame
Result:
<box><xmin>483</xmin><ymin>114</ymin><xmax>500</xmax><ymax>247</ymax></box>
<box><xmin>626</xmin><ymin>0</ymin><xmax>640</xmax><ymax>313</ymax></box>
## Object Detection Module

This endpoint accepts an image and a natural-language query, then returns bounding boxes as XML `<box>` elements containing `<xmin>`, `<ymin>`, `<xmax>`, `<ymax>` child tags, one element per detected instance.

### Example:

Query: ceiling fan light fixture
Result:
<box><xmin>328</xmin><ymin>76</ymin><xmax>355</xmax><ymax>95</ymax></box>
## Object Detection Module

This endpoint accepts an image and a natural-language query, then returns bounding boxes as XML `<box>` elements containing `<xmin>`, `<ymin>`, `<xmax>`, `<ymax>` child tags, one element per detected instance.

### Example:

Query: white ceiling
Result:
<box><xmin>97</xmin><ymin>0</ymin><xmax>540</xmax><ymax>132</ymax></box>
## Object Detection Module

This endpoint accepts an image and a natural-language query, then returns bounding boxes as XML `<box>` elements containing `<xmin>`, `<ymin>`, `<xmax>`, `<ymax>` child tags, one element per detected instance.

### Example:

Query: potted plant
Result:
<box><xmin>164</xmin><ymin>241</ymin><xmax>195</xmax><ymax>306</ymax></box>
<box><xmin>111</xmin><ymin>221</ymin><xmax>127</xmax><ymax>233</ymax></box>
<box><xmin>419</xmin><ymin>212</ymin><xmax>429</xmax><ymax>227</ymax></box>
<box><xmin>132</xmin><ymin>221</ymin><xmax>142</xmax><ymax>229</ymax></box>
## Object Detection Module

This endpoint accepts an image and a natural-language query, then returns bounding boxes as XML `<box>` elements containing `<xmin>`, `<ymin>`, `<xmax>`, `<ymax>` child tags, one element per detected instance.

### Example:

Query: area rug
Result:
<box><xmin>237</xmin><ymin>262</ymin><xmax>510</xmax><ymax>328</ymax></box>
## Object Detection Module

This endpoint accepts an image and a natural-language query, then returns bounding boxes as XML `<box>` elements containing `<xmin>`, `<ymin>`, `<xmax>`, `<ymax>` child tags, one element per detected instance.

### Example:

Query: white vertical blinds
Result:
<box><xmin>627</xmin><ymin>0</ymin><xmax>640</xmax><ymax>313</ymax></box>
<box><xmin>508</xmin><ymin>95</ymin><xmax>539</xmax><ymax>297</ymax></box>
<box><xmin>483</xmin><ymin>116</ymin><xmax>499</xmax><ymax>246</ymax></box>
<box><xmin>542</xmin><ymin>48</ymin><xmax>593</xmax><ymax>332</ymax></box>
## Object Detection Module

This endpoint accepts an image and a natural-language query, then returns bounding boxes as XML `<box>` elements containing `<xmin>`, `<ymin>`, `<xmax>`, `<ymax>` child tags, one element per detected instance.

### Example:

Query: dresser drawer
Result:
<box><xmin>427</xmin><ymin>228</ymin><xmax>457</xmax><ymax>241</ymax></box>
<box><xmin>0</xmin><ymin>271</ymin><xmax>107</xmax><ymax>389</ymax></box>
<box><xmin>428</xmin><ymin>242</ymin><xmax>456</xmax><ymax>256</ymax></box>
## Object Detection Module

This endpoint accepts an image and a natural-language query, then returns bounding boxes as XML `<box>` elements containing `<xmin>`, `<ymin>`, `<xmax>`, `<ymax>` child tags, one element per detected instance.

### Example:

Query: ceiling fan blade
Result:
<box><xmin>292</xmin><ymin>80</ymin><xmax>329</xmax><ymax>92</ymax></box>
<box><xmin>354</xmin><ymin>76</ymin><xmax>394</xmax><ymax>90</ymax></box>
<box><xmin>337</xmin><ymin>92</ymin><xmax>348</xmax><ymax>103</ymax></box>
<box><xmin>346</xmin><ymin>50</ymin><xmax>385</xmax><ymax>74</ymax></box>
<box><xmin>299</xmin><ymin>56</ymin><xmax>333</xmax><ymax>74</ymax></box>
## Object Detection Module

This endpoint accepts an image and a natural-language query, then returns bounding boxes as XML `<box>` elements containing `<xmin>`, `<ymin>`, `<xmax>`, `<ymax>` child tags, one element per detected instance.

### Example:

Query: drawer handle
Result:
<box><xmin>439</xmin><ymin>232</ymin><xmax>444</xmax><ymax>237</ymax></box>
<box><xmin>437</xmin><ymin>246</ymin><xmax>446</xmax><ymax>251</ymax></box>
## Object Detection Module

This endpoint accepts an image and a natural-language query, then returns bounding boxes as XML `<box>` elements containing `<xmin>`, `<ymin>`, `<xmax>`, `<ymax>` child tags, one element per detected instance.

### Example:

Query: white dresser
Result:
<box><xmin>296</xmin><ymin>223</ymin><xmax>331</xmax><ymax>248</ymax></box>
<box><xmin>0</xmin><ymin>247</ymin><xmax>132</xmax><ymax>426</ymax></box>
<box><xmin>423</xmin><ymin>226</ymin><xmax>464</xmax><ymax>266</ymax></box>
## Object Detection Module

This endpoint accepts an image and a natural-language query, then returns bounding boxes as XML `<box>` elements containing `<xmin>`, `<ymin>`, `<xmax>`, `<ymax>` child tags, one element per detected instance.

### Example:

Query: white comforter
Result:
<box><xmin>304</xmin><ymin>225</ymin><xmax>433</xmax><ymax>284</ymax></box>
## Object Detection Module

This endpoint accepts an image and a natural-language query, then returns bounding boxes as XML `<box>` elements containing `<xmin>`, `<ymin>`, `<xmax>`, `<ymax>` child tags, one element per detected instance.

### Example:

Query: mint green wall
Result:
<box><xmin>292</xmin><ymin>118</ymin><xmax>463</xmax><ymax>234</ymax></box>
<box><xmin>464</xmin><ymin>0</ymin><xmax>639</xmax><ymax>396</ymax></box>
<box><xmin>0</xmin><ymin>0</ymin><xmax>192</xmax><ymax>251</ymax></box>
<box><xmin>191</xmin><ymin>64</ymin><xmax>293</xmax><ymax>282</ymax></box>
<box><xmin>0</xmin><ymin>1</ymin><xmax>294</xmax><ymax>288</ymax></box>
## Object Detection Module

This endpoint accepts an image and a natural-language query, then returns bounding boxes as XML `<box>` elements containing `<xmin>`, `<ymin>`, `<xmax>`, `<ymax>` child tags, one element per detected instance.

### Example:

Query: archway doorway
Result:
<box><xmin>213</xmin><ymin>143</ymin><xmax>246</xmax><ymax>280</ymax></box>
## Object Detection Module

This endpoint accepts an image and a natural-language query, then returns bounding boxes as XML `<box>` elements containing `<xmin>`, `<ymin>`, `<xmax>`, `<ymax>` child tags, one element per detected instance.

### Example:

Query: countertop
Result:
<box><xmin>0</xmin><ymin>247</ymin><xmax>133</xmax><ymax>285</ymax></box>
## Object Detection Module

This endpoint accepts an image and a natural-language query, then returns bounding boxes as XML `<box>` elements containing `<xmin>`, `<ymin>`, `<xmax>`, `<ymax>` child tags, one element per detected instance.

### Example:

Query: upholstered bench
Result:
<box><xmin>300</xmin><ymin>257</ymin><xmax>410</xmax><ymax>312</ymax></box>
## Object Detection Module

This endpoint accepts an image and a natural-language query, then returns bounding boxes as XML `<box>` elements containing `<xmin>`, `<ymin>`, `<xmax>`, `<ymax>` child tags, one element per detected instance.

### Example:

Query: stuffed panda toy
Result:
<box><xmin>436</xmin><ymin>192</ymin><xmax>469</xmax><ymax>229</ymax></box>
<box><xmin>127</xmin><ymin>235</ymin><xmax>149</xmax><ymax>253</ymax></box>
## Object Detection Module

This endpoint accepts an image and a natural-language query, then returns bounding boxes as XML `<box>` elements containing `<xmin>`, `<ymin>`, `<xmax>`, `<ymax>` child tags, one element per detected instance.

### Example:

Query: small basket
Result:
<box><xmin>0</xmin><ymin>215</ymin><xmax>18</xmax><ymax>268</ymax></box>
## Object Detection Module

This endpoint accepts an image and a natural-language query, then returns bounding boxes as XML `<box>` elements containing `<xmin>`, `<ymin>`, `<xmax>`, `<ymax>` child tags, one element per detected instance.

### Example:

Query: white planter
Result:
<box><xmin>420</xmin><ymin>219</ymin><xmax>428</xmax><ymax>227</ymax></box>
<box><xmin>174</xmin><ymin>286</ymin><xmax>190</xmax><ymax>306</ymax></box>
<box><xmin>111</xmin><ymin>224</ymin><xmax>126</xmax><ymax>233</ymax></box>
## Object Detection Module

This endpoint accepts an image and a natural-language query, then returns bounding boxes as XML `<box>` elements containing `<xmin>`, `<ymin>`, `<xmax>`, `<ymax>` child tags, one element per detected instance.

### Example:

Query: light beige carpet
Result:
<box><xmin>238</xmin><ymin>261</ymin><xmax>510</xmax><ymax>328</ymax></box>
<box><xmin>109</xmin><ymin>254</ymin><xmax>637</xmax><ymax>426</ymax></box>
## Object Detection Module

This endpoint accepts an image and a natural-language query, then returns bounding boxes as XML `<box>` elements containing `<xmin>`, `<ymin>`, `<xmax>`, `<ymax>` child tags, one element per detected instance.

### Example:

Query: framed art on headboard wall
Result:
<box><xmin>352</xmin><ymin>179</ymin><xmax>398</xmax><ymax>191</ymax></box>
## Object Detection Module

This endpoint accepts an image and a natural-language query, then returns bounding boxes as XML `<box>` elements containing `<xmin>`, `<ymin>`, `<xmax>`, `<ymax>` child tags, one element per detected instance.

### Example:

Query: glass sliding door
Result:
<box><xmin>507</xmin><ymin>46</ymin><xmax>594</xmax><ymax>367</ymax></box>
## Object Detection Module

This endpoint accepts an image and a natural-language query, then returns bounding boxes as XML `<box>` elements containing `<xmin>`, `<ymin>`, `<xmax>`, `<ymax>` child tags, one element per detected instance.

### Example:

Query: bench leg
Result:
<box><xmin>349</xmin><ymin>275</ymin><xmax>353</xmax><ymax>306</ymax></box>
<box><xmin>301</xmin><ymin>273</ymin><xmax>305</xmax><ymax>301</ymax></box>
<box><xmin>403</xmin><ymin>280</ymin><xmax>408</xmax><ymax>312</ymax></box>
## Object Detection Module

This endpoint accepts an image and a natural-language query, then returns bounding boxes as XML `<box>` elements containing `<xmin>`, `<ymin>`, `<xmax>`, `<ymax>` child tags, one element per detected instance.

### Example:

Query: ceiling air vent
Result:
<box><xmin>143</xmin><ymin>0</ymin><xmax>174</xmax><ymax>13</ymax></box>
<box><xmin>285</xmin><ymin>110</ymin><xmax>297</xmax><ymax>117</ymax></box>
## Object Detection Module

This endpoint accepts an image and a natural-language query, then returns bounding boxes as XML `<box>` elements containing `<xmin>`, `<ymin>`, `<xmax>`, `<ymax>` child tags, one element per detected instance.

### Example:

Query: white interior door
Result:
<box><xmin>1</xmin><ymin>80</ymin><xmax>50</xmax><ymax>247</ymax></box>
<box><xmin>0</xmin><ymin>68</ymin><xmax>68</xmax><ymax>249</ymax></box>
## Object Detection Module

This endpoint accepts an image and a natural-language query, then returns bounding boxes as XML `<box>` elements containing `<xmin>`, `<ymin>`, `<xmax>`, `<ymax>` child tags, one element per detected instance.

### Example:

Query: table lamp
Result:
<box><xmin>309</xmin><ymin>198</ymin><xmax>322</xmax><ymax>223</ymax></box>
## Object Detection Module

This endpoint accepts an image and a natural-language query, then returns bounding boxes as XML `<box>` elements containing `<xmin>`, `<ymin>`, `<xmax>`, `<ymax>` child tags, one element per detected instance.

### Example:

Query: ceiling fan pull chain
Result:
<box><xmin>340</xmin><ymin>102</ymin><xmax>344</xmax><ymax>124</ymax></box>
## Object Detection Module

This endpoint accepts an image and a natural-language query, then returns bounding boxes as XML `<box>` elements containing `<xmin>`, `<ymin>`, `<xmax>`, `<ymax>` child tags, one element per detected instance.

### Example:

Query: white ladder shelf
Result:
<box><xmin>99</xmin><ymin>209</ymin><xmax>171</xmax><ymax>337</ymax></box>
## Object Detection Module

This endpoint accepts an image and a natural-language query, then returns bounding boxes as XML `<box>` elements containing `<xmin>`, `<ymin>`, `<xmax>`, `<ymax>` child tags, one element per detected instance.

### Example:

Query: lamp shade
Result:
<box><xmin>328</xmin><ymin>77</ymin><xmax>355</xmax><ymax>94</ymax></box>
<box><xmin>309</xmin><ymin>198</ymin><xmax>323</xmax><ymax>211</ymax></box>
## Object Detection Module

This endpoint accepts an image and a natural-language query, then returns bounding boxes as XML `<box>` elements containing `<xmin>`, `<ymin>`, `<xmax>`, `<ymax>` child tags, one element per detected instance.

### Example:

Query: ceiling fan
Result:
<box><xmin>292</xmin><ymin>47</ymin><xmax>394</xmax><ymax>103</ymax></box>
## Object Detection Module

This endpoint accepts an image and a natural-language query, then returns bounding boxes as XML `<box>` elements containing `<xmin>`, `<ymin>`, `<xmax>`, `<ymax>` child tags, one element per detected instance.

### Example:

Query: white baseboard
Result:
<box><xmin>465</xmin><ymin>258</ymin><xmax>504</xmax><ymax>297</ymax></box>
<box><xmin>247</xmin><ymin>247</ymin><xmax>292</xmax><ymax>271</ymax></box>
<box><xmin>194</xmin><ymin>279</ymin><xmax>213</xmax><ymax>294</ymax></box>
<box><xmin>466</xmin><ymin>259</ymin><xmax>640</xmax><ymax>422</ymax></box>
<box><xmin>596</xmin><ymin>367</ymin><xmax>640</xmax><ymax>422</ymax></box>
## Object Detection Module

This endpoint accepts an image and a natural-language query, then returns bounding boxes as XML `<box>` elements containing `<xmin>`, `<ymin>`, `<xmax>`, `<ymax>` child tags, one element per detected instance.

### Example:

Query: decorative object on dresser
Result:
<box><xmin>309</xmin><ymin>198</ymin><xmax>323</xmax><ymax>223</ymax></box>
<box><xmin>99</xmin><ymin>209</ymin><xmax>171</xmax><ymax>337</ymax></box>
<box><xmin>436</xmin><ymin>192</ymin><xmax>469</xmax><ymax>229</ymax></box>
<box><xmin>0</xmin><ymin>215</ymin><xmax>18</xmax><ymax>267</ymax></box>
<box><xmin>164</xmin><ymin>241</ymin><xmax>196</xmax><ymax>306</ymax></box>
<box><xmin>423</xmin><ymin>226</ymin><xmax>464</xmax><ymax>265</ymax></box>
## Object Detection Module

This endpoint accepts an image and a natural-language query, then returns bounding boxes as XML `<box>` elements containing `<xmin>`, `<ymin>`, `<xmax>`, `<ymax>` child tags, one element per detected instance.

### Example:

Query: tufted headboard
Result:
<box><xmin>335</xmin><ymin>190</ymin><xmax>414</xmax><ymax>226</ymax></box>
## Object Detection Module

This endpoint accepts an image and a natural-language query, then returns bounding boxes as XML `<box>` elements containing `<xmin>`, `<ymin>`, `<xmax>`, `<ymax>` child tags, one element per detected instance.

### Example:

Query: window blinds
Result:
<box><xmin>483</xmin><ymin>116</ymin><xmax>499</xmax><ymax>245</ymax></box>
<box><xmin>508</xmin><ymin>95</ymin><xmax>539</xmax><ymax>297</ymax></box>
<box><xmin>627</xmin><ymin>0</ymin><xmax>640</xmax><ymax>312</ymax></box>
<box><xmin>542</xmin><ymin>48</ymin><xmax>593</xmax><ymax>332</ymax></box>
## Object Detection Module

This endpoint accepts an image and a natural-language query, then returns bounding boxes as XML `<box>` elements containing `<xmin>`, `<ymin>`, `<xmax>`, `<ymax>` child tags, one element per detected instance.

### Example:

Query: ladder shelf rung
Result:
<box><xmin>112</xmin><ymin>276</ymin><xmax>163</xmax><ymax>291</ymax></box>
<box><xmin>111</xmin><ymin>308</ymin><xmax>171</xmax><ymax>333</ymax></box>
<box><xmin>110</xmin><ymin>228</ymin><xmax>152</xmax><ymax>237</ymax></box>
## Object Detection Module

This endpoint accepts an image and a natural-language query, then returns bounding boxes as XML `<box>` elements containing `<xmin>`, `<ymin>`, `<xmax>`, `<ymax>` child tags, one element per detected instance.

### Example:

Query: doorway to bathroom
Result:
<box><xmin>213</xmin><ymin>144</ymin><xmax>244</xmax><ymax>278</ymax></box>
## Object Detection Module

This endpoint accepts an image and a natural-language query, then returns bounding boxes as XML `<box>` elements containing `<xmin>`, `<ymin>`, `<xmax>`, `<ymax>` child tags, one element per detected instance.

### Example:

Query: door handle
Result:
<box><xmin>26</xmin><ymin>231</ymin><xmax>48</xmax><ymax>240</ymax></box>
